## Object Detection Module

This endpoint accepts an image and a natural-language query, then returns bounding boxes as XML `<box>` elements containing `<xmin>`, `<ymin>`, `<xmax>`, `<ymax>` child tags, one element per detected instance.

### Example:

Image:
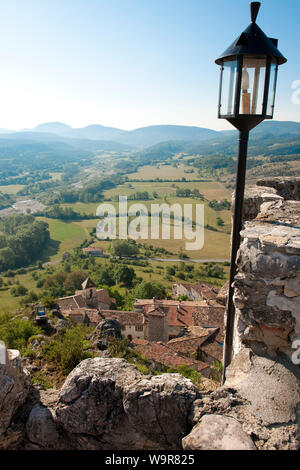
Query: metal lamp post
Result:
<box><xmin>215</xmin><ymin>2</ymin><xmax>287</xmax><ymax>384</ymax></box>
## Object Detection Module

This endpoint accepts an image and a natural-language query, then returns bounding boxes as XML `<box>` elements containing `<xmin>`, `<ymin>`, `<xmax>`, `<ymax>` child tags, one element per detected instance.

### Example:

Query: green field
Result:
<box><xmin>37</xmin><ymin>217</ymin><xmax>88</xmax><ymax>261</ymax></box>
<box><xmin>59</xmin><ymin>177</ymin><xmax>232</xmax><ymax>260</ymax></box>
<box><xmin>103</xmin><ymin>180</ymin><xmax>231</xmax><ymax>202</ymax></box>
<box><xmin>0</xmin><ymin>184</ymin><xmax>25</xmax><ymax>194</ymax></box>
<box><xmin>0</xmin><ymin>166</ymin><xmax>232</xmax><ymax>312</ymax></box>
<box><xmin>129</xmin><ymin>164</ymin><xmax>204</xmax><ymax>181</ymax></box>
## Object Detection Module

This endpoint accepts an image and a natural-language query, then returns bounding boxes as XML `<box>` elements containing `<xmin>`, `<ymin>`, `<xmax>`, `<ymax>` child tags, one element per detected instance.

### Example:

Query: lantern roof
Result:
<box><xmin>215</xmin><ymin>2</ymin><xmax>287</xmax><ymax>65</ymax></box>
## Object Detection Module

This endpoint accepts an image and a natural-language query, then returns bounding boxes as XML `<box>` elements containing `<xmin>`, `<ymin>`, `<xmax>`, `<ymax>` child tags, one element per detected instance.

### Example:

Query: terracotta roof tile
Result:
<box><xmin>173</xmin><ymin>282</ymin><xmax>219</xmax><ymax>301</ymax></box>
<box><xmin>101</xmin><ymin>310</ymin><xmax>144</xmax><ymax>326</ymax></box>
<box><xmin>167</xmin><ymin>328</ymin><xmax>217</xmax><ymax>356</ymax></box>
<box><xmin>134</xmin><ymin>300</ymin><xmax>225</xmax><ymax>330</ymax></box>
<box><xmin>132</xmin><ymin>339</ymin><xmax>210</xmax><ymax>373</ymax></box>
<box><xmin>82</xmin><ymin>247</ymin><xmax>103</xmax><ymax>252</ymax></box>
<box><xmin>198</xmin><ymin>338</ymin><xmax>224</xmax><ymax>362</ymax></box>
<box><xmin>58</xmin><ymin>288</ymin><xmax>115</xmax><ymax>312</ymax></box>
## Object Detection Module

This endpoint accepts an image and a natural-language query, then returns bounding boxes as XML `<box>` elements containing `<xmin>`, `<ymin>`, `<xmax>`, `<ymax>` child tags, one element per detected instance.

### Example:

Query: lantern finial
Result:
<box><xmin>250</xmin><ymin>2</ymin><xmax>261</xmax><ymax>23</ymax></box>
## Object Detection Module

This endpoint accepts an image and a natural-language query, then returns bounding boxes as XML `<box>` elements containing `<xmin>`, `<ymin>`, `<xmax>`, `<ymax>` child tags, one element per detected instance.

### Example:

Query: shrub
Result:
<box><xmin>176</xmin><ymin>295</ymin><xmax>189</xmax><ymax>301</ymax></box>
<box><xmin>41</xmin><ymin>325</ymin><xmax>94</xmax><ymax>374</ymax></box>
<box><xmin>134</xmin><ymin>280</ymin><xmax>166</xmax><ymax>299</ymax></box>
<box><xmin>0</xmin><ymin>317</ymin><xmax>41</xmax><ymax>353</ymax></box>
<box><xmin>10</xmin><ymin>285</ymin><xmax>28</xmax><ymax>297</ymax></box>
<box><xmin>22</xmin><ymin>348</ymin><xmax>36</xmax><ymax>360</ymax></box>
<box><xmin>212</xmin><ymin>360</ymin><xmax>223</xmax><ymax>382</ymax></box>
<box><xmin>41</xmin><ymin>296</ymin><xmax>57</xmax><ymax>309</ymax></box>
<box><xmin>30</xmin><ymin>371</ymin><xmax>52</xmax><ymax>389</ymax></box>
<box><xmin>167</xmin><ymin>364</ymin><xmax>203</xmax><ymax>387</ymax></box>
<box><xmin>19</xmin><ymin>291</ymin><xmax>39</xmax><ymax>305</ymax></box>
<box><xmin>166</xmin><ymin>266</ymin><xmax>176</xmax><ymax>276</ymax></box>
<box><xmin>136</xmin><ymin>363</ymin><xmax>149</xmax><ymax>375</ymax></box>
<box><xmin>107</xmin><ymin>337</ymin><xmax>131</xmax><ymax>358</ymax></box>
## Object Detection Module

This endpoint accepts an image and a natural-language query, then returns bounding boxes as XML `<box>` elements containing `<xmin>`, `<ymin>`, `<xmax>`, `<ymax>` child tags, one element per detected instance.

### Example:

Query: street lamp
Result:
<box><xmin>215</xmin><ymin>2</ymin><xmax>287</xmax><ymax>383</ymax></box>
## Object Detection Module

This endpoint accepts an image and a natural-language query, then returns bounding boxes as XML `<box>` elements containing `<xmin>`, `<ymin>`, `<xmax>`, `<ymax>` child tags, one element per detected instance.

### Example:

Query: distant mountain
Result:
<box><xmin>116</xmin><ymin>125</ymin><xmax>218</xmax><ymax>147</ymax></box>
<box><xmin>252</xmin><ymin>120</ymin><xmax>300</xmax><ymax>136</ymax></box>
<box><xmin>75</xmin><ymin>124</ymin><xmax>127</xmax><ymax>141</ymax></box>
<box><xmin>33</xmin><ymin>122</ymin><xmax>127</xmax><ymax>142</ymax></box>
<box><xmin>2</xmin><ymin>120</ymin><xmax>299</xmax><ymax>154</ymax></box>
<box><xmin>29</xmin><ymin>122</ymin><xmax>218</xmax><ymax>148</ymax></box>
<box><xmin>0</xmin><ymin>131</ymin><xmax>133</xmax><ymax>155</ymax></box>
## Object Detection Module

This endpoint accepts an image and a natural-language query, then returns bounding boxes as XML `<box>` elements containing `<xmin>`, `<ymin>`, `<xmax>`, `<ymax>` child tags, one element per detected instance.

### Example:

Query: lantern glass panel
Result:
<box><xmin>267</xmin><ymin>61</ymin><xmax>278</xmax><ymax>117</ymax></box>
<box><xmin>239</xmin><ymin>56</ymin><xmax>266</xmax><ymax>115</ymax></box>
<box><xmin>220</xmin><ymin>60</ymin><xmax>238</xmax><ymax>116</ymax></box>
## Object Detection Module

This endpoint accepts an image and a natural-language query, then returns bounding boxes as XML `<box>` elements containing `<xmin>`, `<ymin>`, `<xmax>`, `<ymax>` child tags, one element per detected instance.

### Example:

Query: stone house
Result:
<box><xmin>82</xmin><ymin>246</ymin><xmax>104</xmax><ymax>257</ymax></box>
<box><xmin>132</xmin><ymin>338</ymin><xmax>211</xmax><ymax>377</ymax></box>
<box><xmin>101</xmin><ymin>310</ymin><xmax>145</xmax><ymax>341</ymax></box>
<box><xmin>134</xmin><ymin>299</ymin><xmax>225</xmax><ymax>342</ymax></box>
<box><xmin>172</xmin><ymin>282</ymin><xmax>219</xmax><ymax>302</ymax></box>
<box><xmin>100</xmin><ymin>308</ymin><xmax>168</xmax><ymax>342</ymax></box>
<box><xmin>58</xmin><ymin>277</ymin><xmax>115</xmax><ymax>318</ymax></box>
<box><xmin>167</xmin><ymin>326</ymin><xmax>223</xmax><ymax>366</ymax></box>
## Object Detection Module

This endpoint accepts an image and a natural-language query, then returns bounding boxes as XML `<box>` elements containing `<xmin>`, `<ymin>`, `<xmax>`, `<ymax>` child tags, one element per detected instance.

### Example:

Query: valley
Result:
<box><xmin>0</xmin><ymin>120</ymin><xmax>299</xmax><ymax>312</ymax></box>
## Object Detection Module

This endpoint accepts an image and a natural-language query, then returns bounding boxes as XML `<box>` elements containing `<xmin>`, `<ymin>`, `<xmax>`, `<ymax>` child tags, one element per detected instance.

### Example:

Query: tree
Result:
<box><xmin>109</xmin><ymin>240</ymin><xmax>139</xmax><ymax>258</ymax></box>
<box><xmin>10</xmin><ymin>285</ymin><xmax>28</xmax><ymax>297</ymax></box>
<box><xmin>114</xmin><ymin>265</ymin><xmax>135</xmax><ymax>287</ymax></box>
<box><xmin>216</xmin><ymin>217</ymin><xmax>225</xmax><ymax>227</ymax></box>
<box><xmin>166</xmin><ymin>266</ymin><xmax>176</xmax><ymax>276</ymax></box>
<box><xmin>97</xmin><ymin>267</ymin><xmax>115</xmax><ymax>287</ymax></box>
<box><xmin>44</xmin><ymin>272</ymin><xmax>68</xmax><ymax>297</ymax></box>
<box><xmin>63</xmin><ymin>271</ymin><xmax>87</xmax><ymax>294</ymax></box>
<box><xmin>134</xmin><ymin>281</ymin><xmax>166</xmax><ymax>299</ymax></box>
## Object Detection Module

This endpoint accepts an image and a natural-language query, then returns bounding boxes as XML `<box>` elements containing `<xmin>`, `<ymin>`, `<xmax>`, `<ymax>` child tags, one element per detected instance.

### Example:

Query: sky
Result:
<box><xmin>0</xmin><ymin>0</ymin><xmax>298</xmax><ymax>131</ymax></box>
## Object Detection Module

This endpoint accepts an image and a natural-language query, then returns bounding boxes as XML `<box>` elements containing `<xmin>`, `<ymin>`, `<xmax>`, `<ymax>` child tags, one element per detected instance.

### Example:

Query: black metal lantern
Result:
<box><xmin>216</xmin><ymin>1</ymin><xmax>286</xmax><ymax>131</ymax></box>
<box><xmin>215</xmin><ymin>2</ymin><xmax>287</xmax><ymax>384</ymax></box>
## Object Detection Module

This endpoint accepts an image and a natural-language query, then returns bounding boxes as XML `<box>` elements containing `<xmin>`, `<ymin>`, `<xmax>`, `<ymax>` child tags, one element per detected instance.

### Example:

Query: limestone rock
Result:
<box><xmin>216</xmin><ymin>280</ymin><xmax>229</xmax><ymax>306</ymax></box>
<box><xmin>225</xmin><ymin>350</ymin><xmax>300</xmax><ymax>427</ymax></box>
<box><xmin>0</xmin><ymin>350</ymin><xmax>30</xmax><ymax>438</ymax></box>
<box><xmin>28</xmin><ymin>334</ymin><xmax>50</xmax><ymax>357</ymax></box>
<box><xmin>123</xmin><ymin>373</ymin><xmax>199</xmax><ymax>449</ymax></box>
<box><xmin>55</xmin><ymin>358</ymin><xmax>140</xmax><ymax>436</ymax></box>
<box><xmin>94</xmin><ymin>319</ymin><xmax>122</xmax><ymax>350</ymax></box>
<box><xmin>182</xmin><ymin>414</ymin><xmax>256</xmax><ymax>450</ymax></box>
<box><xmin>256</xmin><ymin>177</ymin><xmax>300</xmax><ymax>201</ymax></box>
<box><xmin>188</xmin><ymin>385</ymin><xmax>300</xmax><ymax>450</ymax></box>
<box><xmin>54</xmin><ymin>357</ymin><xmax>199</xmax><ymax>450</ymax></box>
<box><xmin>55</xmin><ymin>319</ymin><xmax>70</xmax><ymax>333</ymax></box>
<box><xmin>26</xmin><ymin>405</ymin><xmax>60</xmax><ymax>449</ymax></box>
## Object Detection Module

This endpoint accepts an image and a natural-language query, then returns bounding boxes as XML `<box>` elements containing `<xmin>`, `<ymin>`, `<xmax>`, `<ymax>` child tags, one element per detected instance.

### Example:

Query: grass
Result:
<box><xmin>103</xmin><ymin>180</ymin><xmax>231</xmax><ymax>202</ymax></box>
<box><xmin>61</xmin><ymin>202</ymin><xmax>100</xmax><ymax>215</ymax></box>
<box><xmin>36</xmin><ymin>217</ymin><xmax>87</xmax><ymax>260</ymax></box>
<box><xmin>0</xmin><ymin>165</ymin><xmax>232</xmax><ymax>312</ymax></box>
<box><xmin>128</xmin><ymin>164</ymin><xmax>200</xmax><ymax>181</ymax></box>
<box><xmin>0</xmin><ymin>255</ymin><xmax>229</xmax><ymax>313</ymax></box>
<box><xmin>0</xmin><ymin>184</ymin><xmax>25</xmax><ymax>194</ymax></box>
<box><xmin>58</xmin><ymin>191</ymin><xmax>231</xmax><ymax>260</ymax></box>
<box><xmin>49</xmin><ymin>172</ymin><xmax>62</xmax><ymax>181</ymax></box>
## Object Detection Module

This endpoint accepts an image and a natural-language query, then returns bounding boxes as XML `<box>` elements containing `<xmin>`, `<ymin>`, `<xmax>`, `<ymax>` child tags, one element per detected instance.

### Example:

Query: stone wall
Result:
<box><xmin>232</xmin><ymin>177</ymin><xmax>300</xmax><ymax>360</ymax></box>
<box><xmin>0</xmin><ymin>348</ymin><xmax>30</xmax><ymax>447</ymax></box>
<box><xmin>146</xmin><ymin>312</ymin><xmax>168</xmax><ymax>343</ymax></box>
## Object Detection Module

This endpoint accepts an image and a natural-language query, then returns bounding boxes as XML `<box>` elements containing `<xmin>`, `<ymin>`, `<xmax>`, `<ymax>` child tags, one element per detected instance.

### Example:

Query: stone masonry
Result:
<box><xmin>232</xmin><ymin>177</ymin><xmax>300</xmax><ymax>359</ymax></box>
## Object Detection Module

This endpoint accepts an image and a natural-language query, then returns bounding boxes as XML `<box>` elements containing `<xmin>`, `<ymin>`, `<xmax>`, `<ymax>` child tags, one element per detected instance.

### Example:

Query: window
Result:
<box><xmin>135</xmin><ymin>325</ymin><xmax>143</xmax><ymax>332</ymax></box>
<box><xmin>121</xmin><ymin>325</ymin><xmax>126</xmax><ymax>331</ymax></box>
